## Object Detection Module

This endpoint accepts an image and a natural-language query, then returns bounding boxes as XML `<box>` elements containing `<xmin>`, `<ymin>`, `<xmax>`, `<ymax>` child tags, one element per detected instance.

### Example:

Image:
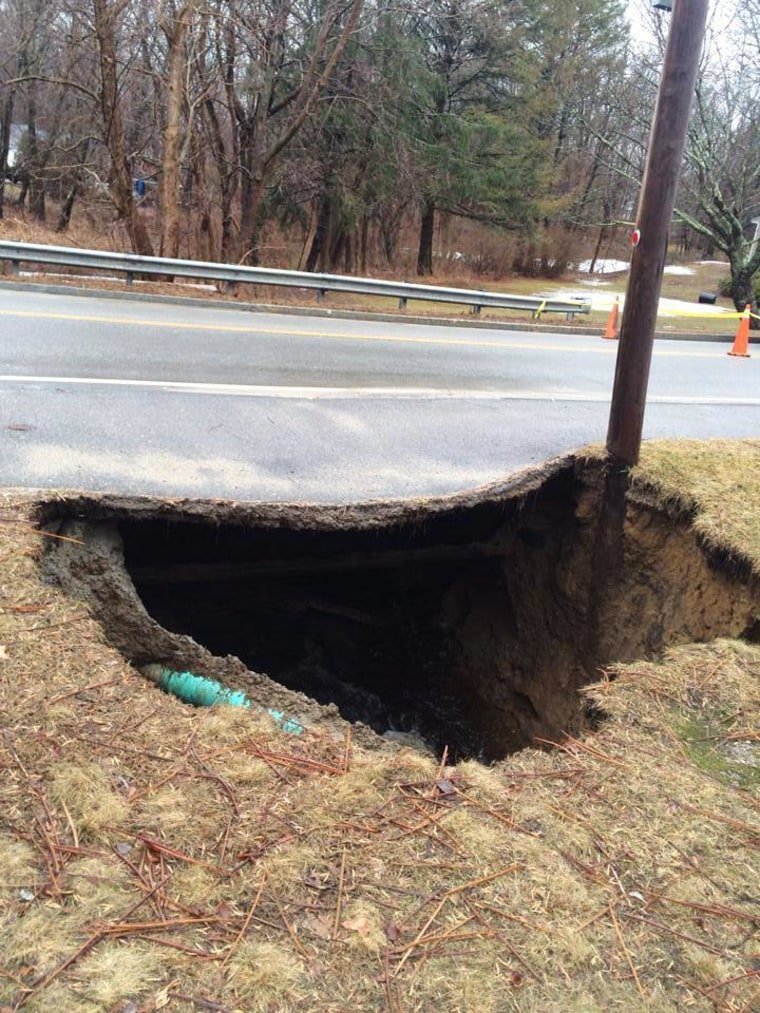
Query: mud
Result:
<box><xmin>40</xmin><ymin>459</ymin><xmax>759</xmax><ymax>760</ymax></box>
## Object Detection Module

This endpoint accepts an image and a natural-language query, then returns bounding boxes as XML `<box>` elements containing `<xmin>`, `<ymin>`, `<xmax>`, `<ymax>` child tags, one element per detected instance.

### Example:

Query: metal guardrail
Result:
<box><xmin>0</xmin><ymin>240</ymin><xmax>591</xmax><ymax>319</ymax></box>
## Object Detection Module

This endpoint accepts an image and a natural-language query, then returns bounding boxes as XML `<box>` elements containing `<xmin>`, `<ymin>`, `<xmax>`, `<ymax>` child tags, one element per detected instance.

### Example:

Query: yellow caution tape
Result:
<box><xmin>652</xmin><ymin>306</ymin><xmax>760</xmax><ymax>321</ymax></box>
<box><xmin>656</xmin><ymin>308</ymin><xmax>743</xmax><ymax>319</ymax></box>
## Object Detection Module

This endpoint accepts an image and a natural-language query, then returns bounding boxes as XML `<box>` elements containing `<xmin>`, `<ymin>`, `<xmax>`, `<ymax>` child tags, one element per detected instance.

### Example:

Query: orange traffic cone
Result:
<box><xmin>728</xmin><ymin>304</ymin><xmax>751</xmax><ymax>358</ymax></box>
<box><xmin>602</xmin><ymin>297</ymin><xmax>620</xmax><ymax>339</ymax></box>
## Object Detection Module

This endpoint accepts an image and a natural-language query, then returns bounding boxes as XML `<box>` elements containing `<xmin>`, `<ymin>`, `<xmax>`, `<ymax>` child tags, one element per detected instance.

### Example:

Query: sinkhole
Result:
<box><xmin>41</xmin><ymin>461</ymin><xmax>759</xmax><ymax>761</ymax></box>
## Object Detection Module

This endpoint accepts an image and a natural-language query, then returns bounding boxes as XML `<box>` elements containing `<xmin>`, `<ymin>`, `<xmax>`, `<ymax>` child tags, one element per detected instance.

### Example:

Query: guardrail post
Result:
<box><xmin>316</xmin><ymin>289</ymin><xmax>326</xmax><ymax>303</ymax></box>
<box><xmin>126</xmin><ymin>271</ymin><xmax>134</xmax><ymax>286</ymax></box>
<box><xmin>471</xmin><ymin>304</ymin><xmax>481</xmax><ymax>316</ymax></box>
<box><xmin>12</xmin><ymin>259</ymin><xmax>19</xmax><ymax>276</ymax></box>
<box><xmin>399</xmin><ymin>297</ymin><xmax>407</xmax><ymax>310</ymax></box>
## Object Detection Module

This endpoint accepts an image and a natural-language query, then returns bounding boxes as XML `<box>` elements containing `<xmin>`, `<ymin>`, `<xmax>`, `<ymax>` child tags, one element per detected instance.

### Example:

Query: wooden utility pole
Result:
<box><xmin>586</xmin><ymin>0</ymin><xmax>710</xmax><ymax>670</ymax></box>
<box><xmin>606</xmin><ymin>0</ymin><xmax>710</xmax><ymax>466</ymax></box>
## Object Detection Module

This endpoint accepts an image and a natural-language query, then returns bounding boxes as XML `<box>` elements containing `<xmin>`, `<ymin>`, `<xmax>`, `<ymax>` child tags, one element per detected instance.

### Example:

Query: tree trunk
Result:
<box><xmin>159</xmin><ymin>1</ymin><xmax>197</xmax><ymax>259</ymax></box>
<box><xmin>306</xmin><ymin>193</ymin><xmax>331</xmax><ymax>272</ymax></box>
<box><xmin>30</xmin><ymin>180</ymin><xmax>45</xmax><ymax>221</ymax></box>
<box><xmin>417</xmin><ymin>198</ymin><xmax>435</xmax><ymax>276</ymax></box>
<box><xmin>359</xmin><ymin>215</ymin><xmax>369</xmax><ymax>275</ymax></box>
<box><xmin>731</xmin><ymin>268</ymin><xmax>759</xmax><ymax>330</ymax></box>
<box><xmin>330</xmin><ymin>231</ymin><xmax>346</xmax><ymax>272</ymax></box>
<box><xmin>0</xmin><ymin>88</ymin><xmax>15</xmax><ymax>220</ymax></box>
<box><xmin>237</xmin><ymin>171</ymin><xmax>265</xmax><ymax>265</ymax></box>
<box><xmin>16</xmin><ymin>176</ymin><xmax>28</xmax><ymax>207</ymax></box>
<box><xmin>588</xmin><ymin>200</ymin><xmax>611</xmax><ymax>274</ymax></box>
<box><xmin>27</xmin><ymin>96</ymin><xmax>45</xmax><ymax>222</ymax></box>
<box><xmin>298</xmin><ymin>211</ymin><xmax>318</xmax><ymax>270</ymax></box>
<box><xmin>93</xmin><ymin>0</ymin><xmax>154</xmax><ymax>256</ymax></box>
<box><xmin>55</xmin><ymin>139</ymin><xmax>90</xmax><ymax>233</ymax></box>
<box><xmin>345</xmin><ymin>232</ymin><xmax>355</xmax><ymax>273</ymax></box>
<box><xmin>379</xmin><ymin>203</ymin><xmax>402</xmax><ymax>266</ymax></box>
<box><xmin>201</xmin><ymin>95</ymin><xmax>236</xmax><ymax>262</ymax></box>
<box><xmin>55</xmin><ymin>184</ymin><xmax>79</xmax><ymax>232</ymax></box>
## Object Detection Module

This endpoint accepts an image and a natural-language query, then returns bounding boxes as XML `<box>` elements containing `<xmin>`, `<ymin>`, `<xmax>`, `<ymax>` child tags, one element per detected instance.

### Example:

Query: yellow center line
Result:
<box><xmin>0</xmin><ymin>307</ymin><xmax>730</xmax><ymax>358</ymax></box>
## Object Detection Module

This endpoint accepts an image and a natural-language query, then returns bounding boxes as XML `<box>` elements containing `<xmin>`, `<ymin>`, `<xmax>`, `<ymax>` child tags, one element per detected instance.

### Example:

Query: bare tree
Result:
<box><xmin>676</xmin><ymin>29</ymin><xmax>760</xmax><ymax>323</ymax></box>
<box><xmin>200</xmin><ymin>0</ymin><xmax>364</xmax><ymax>264</ymax></box>
<box><xmin>92</xmin><ymin>0</ymin><xmax>154</xmax><ymax>254</ymax></box>
<box><xmin>0</xmin><ymin>0</ymin><xmax>55</xmax><ymax>218</ymax></box>
<box><xmin>158</xmin><ymin>0</ymin><xmax>200</xmax><ymax>257</ymax></box>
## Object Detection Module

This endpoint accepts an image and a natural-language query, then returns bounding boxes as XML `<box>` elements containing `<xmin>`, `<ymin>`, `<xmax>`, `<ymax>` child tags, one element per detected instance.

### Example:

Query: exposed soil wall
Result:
<box><xmin>40</xmin><ymin>459</ymin><xmax>759</xmax><ymax>760</ymax></box>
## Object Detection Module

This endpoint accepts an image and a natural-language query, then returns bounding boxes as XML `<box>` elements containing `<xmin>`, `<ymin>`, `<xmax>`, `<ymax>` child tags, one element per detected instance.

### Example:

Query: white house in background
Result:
<box><xmin>5</xmin><ymin>123</ymin><xmax>48</xmax><ymax>169</ymax></box>
<box><xmin>6</xmin><ymin>124</ymin><xmax>26</xmax><ymax>168</ymax></box>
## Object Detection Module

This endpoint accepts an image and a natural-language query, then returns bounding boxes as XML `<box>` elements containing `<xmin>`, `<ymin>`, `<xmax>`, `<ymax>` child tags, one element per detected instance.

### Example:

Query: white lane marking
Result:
<box><xmin>1</xmin><ymin>374</ymin><xmax>759</xmax><ymax>406</ymax></box>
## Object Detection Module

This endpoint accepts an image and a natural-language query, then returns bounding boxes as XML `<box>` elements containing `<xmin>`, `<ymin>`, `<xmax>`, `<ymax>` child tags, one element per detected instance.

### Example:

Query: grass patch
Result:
<box><xmin>676</xmin><ymin>714</ymin><xmax>760</xmax><ymax>789</ymax></box>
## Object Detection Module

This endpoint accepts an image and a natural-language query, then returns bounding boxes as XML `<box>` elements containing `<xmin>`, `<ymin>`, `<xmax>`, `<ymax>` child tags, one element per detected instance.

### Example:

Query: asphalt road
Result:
<box><xmin>1</xmin><ymin>287</ymin><xmax>758</xmax><ymax>502</ymax></box>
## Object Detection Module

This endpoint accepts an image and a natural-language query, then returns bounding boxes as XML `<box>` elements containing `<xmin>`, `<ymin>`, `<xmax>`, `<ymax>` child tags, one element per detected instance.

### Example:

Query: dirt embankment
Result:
<box><xmin>40</xmin><ymin>458</ymin><xmax>759</xmax><ymax>760</ymax></box>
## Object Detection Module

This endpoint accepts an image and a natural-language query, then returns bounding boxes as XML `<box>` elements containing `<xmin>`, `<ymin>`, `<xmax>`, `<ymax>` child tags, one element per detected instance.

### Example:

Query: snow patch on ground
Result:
<box><xmin>578</xmin><ymin>261</ymin><xmax>700</xmax><ymax>278</ymax></box>
<box><xmin>576</xmin><ymin>259</ymin><xmax>630</xmax><ymax>274</ymax></box>
<box><xmin>657</xmin><ymin>296</ymin><xmax>732</xmax><ymax>316</ymax></box>
<box><xmin>550</xmin><ymin>289</ymin><xmax>734</xmax><ymax>316</ymax></box>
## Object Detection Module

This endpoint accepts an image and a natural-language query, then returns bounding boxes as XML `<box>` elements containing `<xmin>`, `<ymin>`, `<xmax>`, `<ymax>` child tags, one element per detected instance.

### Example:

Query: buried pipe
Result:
<box><xmin>142</xmin><ymin>664</ymin><xmax>304</xmax><ymax>734</ymax></box>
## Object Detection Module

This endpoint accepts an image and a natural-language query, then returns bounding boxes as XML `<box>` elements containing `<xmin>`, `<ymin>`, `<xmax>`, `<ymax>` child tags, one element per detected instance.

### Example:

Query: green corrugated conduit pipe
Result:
<box><xmin>141</xmin><ymin>664</ymin><xmax>304</xmax><ymax>735</ymax></box>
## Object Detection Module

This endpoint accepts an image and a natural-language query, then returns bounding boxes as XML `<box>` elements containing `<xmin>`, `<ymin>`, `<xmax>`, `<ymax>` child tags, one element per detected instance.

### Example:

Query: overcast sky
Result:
<box><xmin>626</xmin><ymin>0</ymin><xmax>738</xmax><ymax>54</ymax></box>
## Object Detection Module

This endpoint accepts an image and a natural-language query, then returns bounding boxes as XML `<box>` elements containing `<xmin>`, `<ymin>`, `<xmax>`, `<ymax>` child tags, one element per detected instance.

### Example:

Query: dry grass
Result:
<box><xmin>1</xmin><ymin>443</ymin><xmax>759</xmax><ymax>1011</ymax></box>
<box><xmin>631</xmin><ymin>439</ymin><xmax>760</xmax><ymax>572</ymax></box>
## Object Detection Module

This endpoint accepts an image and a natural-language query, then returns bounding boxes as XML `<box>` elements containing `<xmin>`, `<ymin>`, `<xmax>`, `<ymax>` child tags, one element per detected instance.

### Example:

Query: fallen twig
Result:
<box><xmin>332</xmin><ymin>850</ymin><xmax>347</xmax><ymax>944</ymax></box>
<box><xmin>465</xmin><ymin>899</ymin><xmax>543</xmax><ymax>981</ymax></box>
<box><xmin>270</xmin><ymin>883</ymin><xmax>310</xmax><ymax>959</ymax></box>
<box><xmin>247</xmin><ymin>742</ymin><xmax>345</xmax><ymax>776</ymax></box>
<box><xmin>473</xmin><ymin>901</ymin><xmax>554</xmax><ymax>936</ymax></box>
<box><xmin>171</xmin><ymin>994</ymin><xmax>233</xmax><ymax>1012</ymax></box>
<box><xmin>608</xmin><ymin>900</ymin><xmax>646</xmax><ymax>999</ymax></box>
<box><xmin>101</xmin><ymin>914</ymin><xmax>230</xmax><ymax>935</ymax></box>
<box><xmin>702</xmin><ymin>969</ymin><xmax>759</xmax><ymax>994</ymax></box>
<box><xmin>653</xmin><ymin>893</ymin><xmax>760</xmax><ymax>923</ymax></box>
<box><xmin>626</xmin><ymin>912</ymin><xmax>730</xmax><ymax>957</ymax></box>
<box><xmin>12</xmin><ymin>930</ymin><xmax>105</xmax><ymax>1010</ymax></box>
<box><xmin>443</xmin><ymin>864</ymin><xmax>522</xmax><ymax>899</ymax></box>
<box><xmin>535</xmin><ymin>735</ymin><xmax>627</xmax><ymax>767</ymax></box>
<box><xmin>453</xmin><ymin>789</ymin><xmax>536</xmax><ymax>835</ymax></box>
<box><xmin>393</xmin><ymin>896</ymin><xmax>447</xmax><ymax>976</ymax></box>
<box><xmin>135</xmin><ymin>832</ymin><xmax>219</xmax><ymax>869</ymax></box>
<box><xmin>133</xmin><ymin>935</ymin><xmax>222</xmax><ymax>959</ymax></box>
<box><xmin>681</xmin><ymin>804</ymin><xmax>760</xmax><ymax>844</ymax></box>
<box><xmin>222</xmin><ymin>873</ymin><xmax>268</xmax><ymax>967</ymax></box>
<box><xmin>4</xmin><ymin>614</ymin><xmax>91</xmax><ymax>642</ymax></box>
<box><xmin>46</xmin><ymin>678</ymin><xmax>122</xmax><ymax>705</ymax></box>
